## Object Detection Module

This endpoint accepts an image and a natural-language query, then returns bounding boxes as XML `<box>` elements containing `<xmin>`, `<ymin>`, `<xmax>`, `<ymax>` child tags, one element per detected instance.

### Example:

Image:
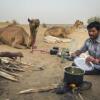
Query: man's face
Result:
<box><xmin>88</xmin><ymin>27</ymin><xmax>100</xmax><ymax>40</ymax></box>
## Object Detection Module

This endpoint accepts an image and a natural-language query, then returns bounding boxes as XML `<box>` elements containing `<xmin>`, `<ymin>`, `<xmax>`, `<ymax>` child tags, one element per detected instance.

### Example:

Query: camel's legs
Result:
<box><xmin>12</xmin><ymin>41</ymin><xmax>27</xmax><ymax>49</ymax></box>
<box><xmin>31</xmin><ymin>37</ymin><xmax>37</xmax><ymax>53</ymax></box>
<box><xmin>32</xmin><ymin>37</ymin><xmax>37</xmax><ymax>48</ymax></box>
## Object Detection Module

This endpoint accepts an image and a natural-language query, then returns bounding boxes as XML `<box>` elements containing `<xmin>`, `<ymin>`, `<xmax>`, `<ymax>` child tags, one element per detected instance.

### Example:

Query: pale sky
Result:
<box><xmin>0</xmin><ymin>0</ymin><xmax>100</xmax><ymax>24</ymax></box>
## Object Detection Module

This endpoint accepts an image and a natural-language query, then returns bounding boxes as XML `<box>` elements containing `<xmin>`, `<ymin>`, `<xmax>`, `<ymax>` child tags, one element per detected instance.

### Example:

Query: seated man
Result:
<box><xmin>71</xmin><ymin>21</ymin><xmax>100</xmax><ymax>75</ymax></box>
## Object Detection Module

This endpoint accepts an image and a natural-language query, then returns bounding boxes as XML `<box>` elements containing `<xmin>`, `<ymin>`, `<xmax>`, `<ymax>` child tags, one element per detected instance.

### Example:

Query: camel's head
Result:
<box><xmin>74</xmin><ymin>20</ymin><xmax>84</xmax><ymax>28</ymax></box>
<box><xmin>28</xmin><ymin>18</ymin><xmax>40</xmax><ymax>30</ymax></box>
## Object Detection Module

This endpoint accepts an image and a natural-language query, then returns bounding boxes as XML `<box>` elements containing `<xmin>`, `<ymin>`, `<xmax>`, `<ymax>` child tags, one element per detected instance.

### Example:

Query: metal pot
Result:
<box><xmin>50</xmin><ymin>47</ymin><xmax>59</xmax><ymax>55</ymax></box>
<box><xmin>53</xmin><ymin>47</ymin><xmax>59</xmax><ymax>50</ymax></box>
<box><xmin>63</xmin><ymin>67</ymin><xmax>85</xmax><ymax>86</ymax></box>
<box><xmin>50</xmin><ymin>49</ymin><xmax>58</xmax><ymax>55</ymax></box>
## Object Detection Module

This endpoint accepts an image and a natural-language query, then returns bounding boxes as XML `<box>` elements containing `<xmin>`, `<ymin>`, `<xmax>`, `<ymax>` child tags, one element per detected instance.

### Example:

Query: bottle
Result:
<box><xmin>61</xmin><ymin>48</ymin><xmax>68</xmax><ymax>63</ymax></box>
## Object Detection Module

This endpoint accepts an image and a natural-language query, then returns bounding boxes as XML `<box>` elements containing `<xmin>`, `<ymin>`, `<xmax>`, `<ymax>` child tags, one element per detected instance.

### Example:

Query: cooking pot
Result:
<box><xmin>50</xmin><ymin>47</ymin><xmax>59</xmax><ymax>55</ymax></box>
<box><xmin>53</xmin><ymin>47</ymin><xmax>59</xmax><ymax>50</ymax></box>
<box><xmin>63</xmin><ymin>67</ymin><xmax>85</xmax><ymax>86</ymax></box>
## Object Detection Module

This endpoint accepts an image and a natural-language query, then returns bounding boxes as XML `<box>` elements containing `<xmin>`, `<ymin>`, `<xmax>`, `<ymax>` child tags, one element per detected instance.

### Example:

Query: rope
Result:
<box><xmin>31</xmin><ymin>49</ymin><xmax>49</xmax><ymax>54</ymax></box>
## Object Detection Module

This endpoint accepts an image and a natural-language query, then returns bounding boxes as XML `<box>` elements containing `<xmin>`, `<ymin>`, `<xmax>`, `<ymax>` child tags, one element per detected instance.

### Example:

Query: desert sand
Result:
<box><xmin>0</xmin><ymin>23</ymin><xmax>100</xmax><ymax>100</ymax></box>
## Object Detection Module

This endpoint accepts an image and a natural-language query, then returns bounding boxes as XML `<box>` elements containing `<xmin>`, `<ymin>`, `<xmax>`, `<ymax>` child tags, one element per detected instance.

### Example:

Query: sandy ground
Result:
<box><xmin>0</xmin><ymin>23</ymin><xmax>100</xmax><ymax>100</ymax></box>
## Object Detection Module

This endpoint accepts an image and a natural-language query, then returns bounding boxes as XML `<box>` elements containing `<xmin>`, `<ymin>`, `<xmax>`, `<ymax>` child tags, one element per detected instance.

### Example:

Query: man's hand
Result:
<box><xmin>71</xmin><ymin>53</ymin><xmax>77</xmax><ymax>58</ymax></box>
<box><xmin>86</xmin><ymin>56</ymin><xmax>100</xmax><ymax>64</ymax></box>
<box><xmin>71</xmin><ymin>50</ymin><xmax>81</xmax><ymax>58</ymax></box>
<box><xmin>93</xmin><ymin>59</ymin><xmax>100</xmax><ymax>64</ymax></box>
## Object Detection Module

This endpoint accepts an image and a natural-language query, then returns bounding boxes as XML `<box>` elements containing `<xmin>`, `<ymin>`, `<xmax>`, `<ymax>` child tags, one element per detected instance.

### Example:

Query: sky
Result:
<box><xmin>0</xmin><ymin>0</ymin><xmax>100</xmax><ymax>24</ymax></box>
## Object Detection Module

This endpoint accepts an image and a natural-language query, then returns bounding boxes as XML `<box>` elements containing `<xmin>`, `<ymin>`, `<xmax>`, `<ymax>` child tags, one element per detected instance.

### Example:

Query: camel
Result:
<box><xmin>44</xmin><ymin>20</ymin><xmax>84</xmax><ymax>38</ymax></box>
<box><xmin>73</xmin><ymin>20</ymin><xmax>84</xmax><ymax>29</ymax></box>
<box><xmin>44</xmin><ymin>26</ymin><xmax>68</xmax><ymax>38</ymax></box>
<box><xmin>65</xmin><ymin>20</ymin><xmax>84</xmax><ymax>34</ymax></box>
<box><xmin>0</xmin><ymin>18</ymin><xmax>40</xmax><ymax>49</ymax></box>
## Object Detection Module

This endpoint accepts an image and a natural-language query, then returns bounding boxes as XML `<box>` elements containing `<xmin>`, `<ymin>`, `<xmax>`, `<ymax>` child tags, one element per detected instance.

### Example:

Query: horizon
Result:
<box><xmin>0</xmin><ymin>0</ymin><xmax>100</xmax><ymax>24</ymax></box>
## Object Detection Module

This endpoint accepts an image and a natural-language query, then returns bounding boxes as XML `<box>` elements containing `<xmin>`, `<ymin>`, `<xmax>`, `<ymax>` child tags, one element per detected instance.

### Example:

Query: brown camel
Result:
<box><xmin>73</xmin><ymin>20</ymin><xmax>84</xmax><ymax>29</ymax></box>
<box><xmin>44</xmin><ymin>20</ymin><xmax>84</xmax><ymax>38</ymax></box>
<box><xmin>0</xmin><ymin>18</ymin><xmax>40</xmax><ymax>49</ymax></box>
<box><xmin>44</xmin><ymin>26</ymin><xmax>68</xmax><ymax>38</ymax></box>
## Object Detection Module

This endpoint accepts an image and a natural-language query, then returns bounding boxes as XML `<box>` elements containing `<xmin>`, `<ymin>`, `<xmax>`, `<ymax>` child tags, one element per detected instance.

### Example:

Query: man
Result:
<box><xmin>56</xmin><ymin>22</ymin><xmax>99</xmax><ymax>94</ymax></box>
<box><xmin>71</xmin><ymin>21</ymin><xmax>100</xmax><ymax>75</ymax></box>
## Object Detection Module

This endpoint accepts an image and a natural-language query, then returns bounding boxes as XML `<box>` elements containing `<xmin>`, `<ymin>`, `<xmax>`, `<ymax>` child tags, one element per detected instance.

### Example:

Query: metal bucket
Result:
<box><xmin>64</xmin><ymin>67</ymin><xmax>85</xmax><ymax>86</ymax></box>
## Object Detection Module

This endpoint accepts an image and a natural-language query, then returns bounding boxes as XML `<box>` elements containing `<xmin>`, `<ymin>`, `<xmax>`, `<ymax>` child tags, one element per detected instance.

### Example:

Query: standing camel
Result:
<box><xmin>0</xmin><ymin>18</ymin><xmax>40</xmax><ymax>49</ymax></box>
<box><xmin>28</xmin><ymin>18</ymin><xmax>40</xmax><ymax>50</ymax></box>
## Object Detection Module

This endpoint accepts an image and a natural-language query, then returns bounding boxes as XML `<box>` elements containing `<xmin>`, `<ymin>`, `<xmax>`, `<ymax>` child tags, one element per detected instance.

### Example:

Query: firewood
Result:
<box><xmin>19</xmin><ymin>84</ymin><xmax>58</xmax><ymax>94</ymax></box>
<box><xmin>0</xmin><ymin>70</ymin><xmax>18</xmax><ymax>81</ymax></box>
<box><xmin>0</xmin><ymin>68</ymin><xmax>21</xmax><ymax>77</ymax></box>
<box><xmin>9</xmin><ymin>67</ymin><xmax>24</xmax><ymax>72</ymax></box>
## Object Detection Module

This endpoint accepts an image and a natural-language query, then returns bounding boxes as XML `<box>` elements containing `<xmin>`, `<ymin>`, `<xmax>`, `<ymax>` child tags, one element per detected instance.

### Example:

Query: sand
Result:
<box><xmin>0</xmin><ymin>23</ymin><xmax>100</xmax><ymax>100</ymax></box>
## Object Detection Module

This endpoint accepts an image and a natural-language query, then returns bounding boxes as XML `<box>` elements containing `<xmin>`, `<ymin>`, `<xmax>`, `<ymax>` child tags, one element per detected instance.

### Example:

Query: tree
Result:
<box><xmin>87</xmin><ymin>17</ymin><xmax>100</xmax><ymax>24</ymax></box>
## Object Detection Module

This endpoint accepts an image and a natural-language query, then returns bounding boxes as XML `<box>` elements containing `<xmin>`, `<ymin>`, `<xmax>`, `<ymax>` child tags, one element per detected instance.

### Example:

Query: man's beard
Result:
<box><xmin>89</xmin><ymin>34</ymin><xmax>98</xmax><ymax>40</ymax></box>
